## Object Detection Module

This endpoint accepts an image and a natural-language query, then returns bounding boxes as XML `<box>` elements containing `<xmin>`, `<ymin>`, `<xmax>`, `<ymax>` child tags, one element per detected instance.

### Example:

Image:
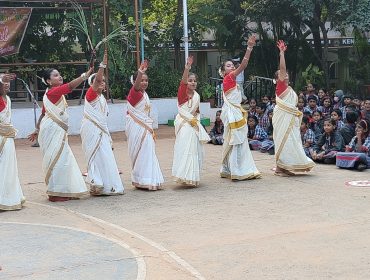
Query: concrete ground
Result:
<box><xmin>1</xmin><ymin>125</ymin><xmax>369</xmax><ymax>280</ymax></box>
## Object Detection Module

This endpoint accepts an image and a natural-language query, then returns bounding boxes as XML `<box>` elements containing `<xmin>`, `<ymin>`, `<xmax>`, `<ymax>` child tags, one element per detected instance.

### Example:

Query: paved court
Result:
<box><xmin>1</xmin><ymin>126</ymin><xmax>369</xmax><ymax>280</ymax></box>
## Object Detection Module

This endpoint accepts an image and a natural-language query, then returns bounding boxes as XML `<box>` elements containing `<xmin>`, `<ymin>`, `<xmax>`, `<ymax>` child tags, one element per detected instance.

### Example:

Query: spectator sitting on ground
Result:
<box><xmin>317</xmin><ymin>88</ymin><xmax>327</xmax><ymax>106</ymax></box>
<box><xmin>341</xmin><ymin>95</ymin><xmax>353</xmax><ymax>122</ymax></box>
<box><xmin>260</xmin><ymin>109</ymin><xmax>275</xmax><ymax>154</ymax></box>
<box><xmin>304</xmin><ymin>95</ymin><xmax>321</xmax><ymax>115</ymax></box>
<box><xmin>305</xmin><ymin>83</ymin><xmax>318</xmax><ymax>102</ymax></box>
<box><xmin>361</xmin><ymin>99</ymin><xmax>370</xmax><ymax>120</ymax></box>
<box><xmin>247</xmin><ymin>115</ymin><xmax>268</xmax><ymax>150</ymax></box>
<box><xmin>321</xmin><ymin>96</ymin><xmax>332</xmax><ymax>118</ymax></box>
<box><xmin>311</xmin><ymin>118</ymin><xmax>345</xmax><ymax>164</ymax></box>
<box><xmin>300</xmin><ymin>116</ymin><xmax>315</xmax><ymax>157</ymax></box>
<box><xmin>336</xmin><ymin>119</ymin><xmax>370</xmax><ymax>171</ymax></box>
<box><xmin>209</xmin><ymin>110</ymin><xmax>224</xmax><ymax>145</ymax></box>
<box><xmin>333</xmin><ymin>89</ymin><xmax>344</xmax><ymax>110</ymax></box>
<box><xmin>339</xmin><ymin>110</ymin><xmax>358</xmax><ymax>146</ymax></box>
<box><xmin>297</xmin><ymin>97</ymin><xmax>306</xmax><ymax>113</ymax></box>
<box><xmin>255</xmin><ymin>102</ymin><xmax>269</xmax><ymax>132</ymax></box>
<box><xmin>310</xmin><ymin>111</ymin><xmax>324</xmax><ymax>142</ymax></box>
<box><xmin>248</xmin><ymin>98</ymin><xmax>257</xmax><ymax>117</ymax></box>
<box><xmin>331</xmin><ymin>109</ymin><xmax>345</xmax><ymax>130</ymax></box>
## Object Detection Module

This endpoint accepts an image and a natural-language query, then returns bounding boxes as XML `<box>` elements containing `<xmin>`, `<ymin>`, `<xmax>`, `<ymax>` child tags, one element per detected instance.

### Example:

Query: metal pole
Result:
<box><xmin>134</xmin><ymin>0</ymin><xmax>140</xmax><ymax>68</ymax></box>
<box><xmin>182</xmin><ymin>0</ymin><xmax>189</xmax><ymax>62</ymax></box>
<box><xmin>139</xmin><ymin>0</ymin><xmax>144</xmax><ymax>61</ymax></box>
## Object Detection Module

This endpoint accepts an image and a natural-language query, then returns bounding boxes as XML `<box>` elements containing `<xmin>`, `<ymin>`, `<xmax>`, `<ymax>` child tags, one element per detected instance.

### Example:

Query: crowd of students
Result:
<box><xmin>208</xmin><ymin>82</ymin><xmax>370</xmax><ymax>171</ymax></box>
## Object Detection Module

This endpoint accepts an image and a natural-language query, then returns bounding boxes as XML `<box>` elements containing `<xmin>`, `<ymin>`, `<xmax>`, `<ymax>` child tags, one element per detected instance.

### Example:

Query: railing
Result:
<box><xmin>208</xmin><ymin>76</ymin><xmax>275</xmax><ymax>108</ymax></box>
<box><xmin>244</xmin><ymin>76</ymin><xmax>275</xmax><ymax>102</ymax></box>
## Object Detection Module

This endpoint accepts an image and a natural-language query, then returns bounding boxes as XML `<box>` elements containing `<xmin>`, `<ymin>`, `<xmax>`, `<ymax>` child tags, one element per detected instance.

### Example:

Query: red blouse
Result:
<box><xmin>0</xmin><ymin>96</ymin><xmax>6</xmax><ymax>112</ymax></box>
<box><xmin>42</xmin><ymin>83</ymin><xmax>72</xmax><ymax>114</ymax></box>
<box><xmin>127</xmin><ymin>86</ymin><xmax>143</xmax><ymax>107</ymax></box>
<box><xmin>86</xmin><ymin>87</ymin><xmax>98</xmax><ymax>102</ymax></box>
<box><xmin>223</xmin><ymin>72</ymin><xmax>236</xmax><ymax>94</ymax></box>
<box><xmin>177</xmin><ymin>81</ymin><xmax>189</xmax><ymax>106</ymax></box>
<box><xmin>275</xmin><ymin>79</ymin><xmax>288</xmax><ymax>97</ymax></box>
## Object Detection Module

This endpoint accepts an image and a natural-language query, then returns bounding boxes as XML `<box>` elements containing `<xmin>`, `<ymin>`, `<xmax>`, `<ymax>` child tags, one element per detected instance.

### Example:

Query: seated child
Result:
<box><xmin>320</xmin><ymin>96</ymin><xmax>332</xmax><ymax>118</ymax></box>
<box><xmin>336</xmin><ymin>119</ymin><xmax>370</xmax><ymax>171</ymax></box>
<box><xmin>331</xmin><ymin>109</ymin><xmax>345</xmax><ymax>130</ymax></box>
<box><xmin>209</xmin><ymin>110</ymin><xmax>224</xmax><ymax>145</ymax></box>
<box><xmin>339</xmin><ymin>110</ymin><xmax>357</xmax><ymax>145</ymax></box>
<box><xmin>311</xmin><ymin>118</ymin><xmax>345</xmax><ymax>164</ymax></box>
<box><xmin>247</xmin><ymin>115</ymin><xmax>268</xmax><ymax>150</ymax></box>
<box><xmin>300</xmin><ymin>116</ymin><xmax>315</xmax><ymax>157</ymax></box>
<box><xmin>255</xmin><ymin>102</ymin><xmax>269</xmax><ymax>132</ymax></box>
<box><xmin>311</xmin><ymin>111</ymin><xmax>324</xmax><ymax>142</ymax></box>
<box><xmin>260</xmin><ymin>109</ymin><xmax>274</xmax><ymax>154</ymax></box>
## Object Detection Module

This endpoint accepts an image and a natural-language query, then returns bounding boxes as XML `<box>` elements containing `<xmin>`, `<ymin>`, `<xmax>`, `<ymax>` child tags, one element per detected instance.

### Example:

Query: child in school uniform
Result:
<box><xmin>248</xmin><ymin>98</ymin><xmax>258</xmax><ymax>117</ymax></box>
<box><xmin>321</xmin><ymin>96</ymin><xmax>332</xmax><ymax>118</ymax></box>
<box><xmin>311</xmin><ymin>118</ymin><xmax>345</xmax><ymax>164</ymax></box>
<box><xmin>336</xmin><ymin>119</ymin><xmax>370</xmax><ymax>171</ymax></box>
<box><xmin>248</xmin><ymin>115</ymin><xmax>268</xmax><ymax>150</ymax></box>
<box><xmin>260</xmin><ymin>109</ymin><xmax>275</xmax><ymax>154</ymax></box>
<box><xmin>209</xmin><ymin>110</ymin><xmax>224</xmax><ymax>145</ymax></box>
<box><xmin>311</xmin><ymin>111</ymin><xmax>324</xmax><ymax>142</ymax></box>
<box><xmin>255</xmin><ymin>103</ymin><xmax>269</xmax><ymax>132</ymax></box>
<box><xmin>331</xmin><ymin>109</ymin><xmax>345</xmax><ymax>130</ymax></box>
<box><xmin>300</xmin><ymin>116</ymin><xmax>315</xmax><ymax>157</ymax></box>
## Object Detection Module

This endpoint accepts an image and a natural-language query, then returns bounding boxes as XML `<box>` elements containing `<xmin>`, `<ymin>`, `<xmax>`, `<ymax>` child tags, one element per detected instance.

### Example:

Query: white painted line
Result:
<box><xmin>0</xmin><ymin>221</ymin><xmax>146</xmax><ymax>280</ymax></box>
<box><xmin>28</xmin><ymin>201</ymin><xmax>206</xmax><ymax>280</ymax></box>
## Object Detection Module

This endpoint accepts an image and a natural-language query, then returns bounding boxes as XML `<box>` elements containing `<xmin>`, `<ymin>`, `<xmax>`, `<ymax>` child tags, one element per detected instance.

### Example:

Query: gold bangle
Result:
<box><xmin>243</xmin><ymin>56</ymin><xmax>249</xmax><ymax>60</ymax></box>
<box><xmin>247</xmin><ymin>46</ymin><xmax>253</xmax><ymax>51</ymax></box>
<box><xmin>138</xmin><ymin>69</ymin><xmax>145</xmax><ymax>74</ymax></box>
<box><xmin>185</xmin><ymin>65</ymin><xmax>191</xmax><ymax>70</ymax></box>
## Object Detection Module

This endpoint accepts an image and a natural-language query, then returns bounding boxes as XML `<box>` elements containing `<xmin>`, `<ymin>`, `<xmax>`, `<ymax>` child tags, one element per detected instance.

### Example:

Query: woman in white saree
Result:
<box><xmin>220</xmin><ymin>35</ymin><xmax>261</xmax><ymax>180</ymax></box>
<box><xmin>125</xmin><ymin>60</ymin><xmax>164</xmax><ymax>190</ymax></box>
<box><xmin>0</xmin><ymin>74</ymin><xmax>25</xmax><ymax>210</ymax></box>
<box><xmin>172</xmin><ymin>56</ymin><xmax>210</xmax><ymax>186</ymax></box>
<box><xmin>272</xmin><ymin>40</ymin><xmax>315</xmax><ymax>176</ymax></box>
<box><xmin>80</xmin><ymin>51</ymin><xmax>124</xmax><ymax>196</ymax></box>
<box><xmin>28</xmin><ymin>68</ymin><xmax>93</xmax><ymax>201</ymax></box>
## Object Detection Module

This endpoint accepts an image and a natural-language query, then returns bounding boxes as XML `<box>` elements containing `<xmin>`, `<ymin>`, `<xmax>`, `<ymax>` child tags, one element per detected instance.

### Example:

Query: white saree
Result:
<box><xmin>125</xmin><ymin>92</ymin><xmax>164</xmax><ymax>190</ymax></box>
<box><xmin>81</xmin><ymin>94</ymin><xmax>124</xmax><ymax>195</ymax></box>
<box><xmin>38</xmin><ymin>93</ymin><xmax>88</xmax><ymax>197</ymax></box>
<box><xmin>172</xmin><ymin>91</ymin><xmax>210</xmax><ymax>186</ymax></box>
<box><xmin>220</xmin><ymin>86</ymin><xmax>261</xmax><ymax>180</ymax></box>
<box><xmin>0</xmin><ymin>96</ymin><xmax>25</xmax><ymax>210</ymax></box>
<box><xmin>272</xmin><ymin>86</ymin><xmax>315</xmax><ymax>172</ymax></box>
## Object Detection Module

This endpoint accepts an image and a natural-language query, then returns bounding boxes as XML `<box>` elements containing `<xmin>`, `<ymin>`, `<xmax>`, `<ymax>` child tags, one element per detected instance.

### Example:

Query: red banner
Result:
<box><xmin>0</xmin><ymin>8</ymin><xmax>32</xmax><ymax>57</ymax></box>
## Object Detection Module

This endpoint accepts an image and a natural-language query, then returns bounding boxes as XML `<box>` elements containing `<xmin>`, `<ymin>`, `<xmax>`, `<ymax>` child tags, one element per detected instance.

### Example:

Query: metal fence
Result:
<box><xmin>208</xmin><ymin>76</ymin><xmax>275</xmax><ymax>108</ymax></box>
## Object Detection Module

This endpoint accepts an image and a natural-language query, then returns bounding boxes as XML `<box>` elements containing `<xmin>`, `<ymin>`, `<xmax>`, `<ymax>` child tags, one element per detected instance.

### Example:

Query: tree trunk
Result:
<box><xmin>172</xmin><ymin>0</ymin><xmax>183</xmax><ymax>71</ymax></box>
<box><xmin>319</xmin><ymin>21</ymin><xmax>330</xmax><ymax>89</ymax></box>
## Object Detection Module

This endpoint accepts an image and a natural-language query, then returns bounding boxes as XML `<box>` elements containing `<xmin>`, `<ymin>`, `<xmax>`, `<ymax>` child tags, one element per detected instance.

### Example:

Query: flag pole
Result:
<box><xmin>182</xmin><ymin>0</ymin><xmax>189</xmax><ymax>62</ymax></box>
<box><xmin>134</xmin><ymin>0</ymin><xmax>140</xmax><ymax>67</ymax></box>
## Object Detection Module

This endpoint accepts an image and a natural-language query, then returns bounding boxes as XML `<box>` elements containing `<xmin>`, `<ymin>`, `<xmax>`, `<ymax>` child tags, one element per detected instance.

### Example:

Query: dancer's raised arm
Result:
<box><xmin>68</xmin><ymin>67</ymin><xmax>94</xmax><ymax>90</ymax></box>
<box><xmin>134</xmin><ymin>60</ymin><xmax>148</xmax><ymax>91</ymax></box>
<box><xmin>276</xmin><ymin>40</ymin><xmax>287</xmax><ymax>81</ymax></box>
<box><xmin>181</xmin><ymin>56</ymin><xmax>193</xmax><ymax>84</ymax></box>
<box><xmin>232</xmin><ymin>35</ymin><xmax>256</xmax><ymax>77</ymax></box>
<box><xmin>92</xmin><ymin>49</ymin><xmax>108</xmax><ymax>92</ymax></box>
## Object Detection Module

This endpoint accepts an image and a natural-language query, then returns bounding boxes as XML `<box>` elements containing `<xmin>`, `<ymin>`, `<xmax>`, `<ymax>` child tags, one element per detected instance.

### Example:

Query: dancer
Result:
<box><xmin>0</xmin><ymin>74</ymin><xmax>25</xmax><ymax>210</ymax></box>
<box><xmin>80</xmin><ymin>51</ymin><xmax>124</xmax><ymax>196</ymax></box>
<box><xmin>125</xmin><ymin>60</ymin><xmax>164</xmax><ymax>190</ymax></box>
<box><xmin>219</xmin><ymin>35</ymin><xmax>261</xmax><ymax>180</ymax></box>
<box><xmin>272</xmin><ymin>40</ymin><xmax>315</xmax><ymax>176</ymax></box>
<box><xmin>172</xmin><ymin>56</ymin><xmax>210</xmax><ymax>186</ymax></box>
<box><xmin>28</xmin><ymin>68</ymin><xmax>92</xmax><ymax>201</ymax></box>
